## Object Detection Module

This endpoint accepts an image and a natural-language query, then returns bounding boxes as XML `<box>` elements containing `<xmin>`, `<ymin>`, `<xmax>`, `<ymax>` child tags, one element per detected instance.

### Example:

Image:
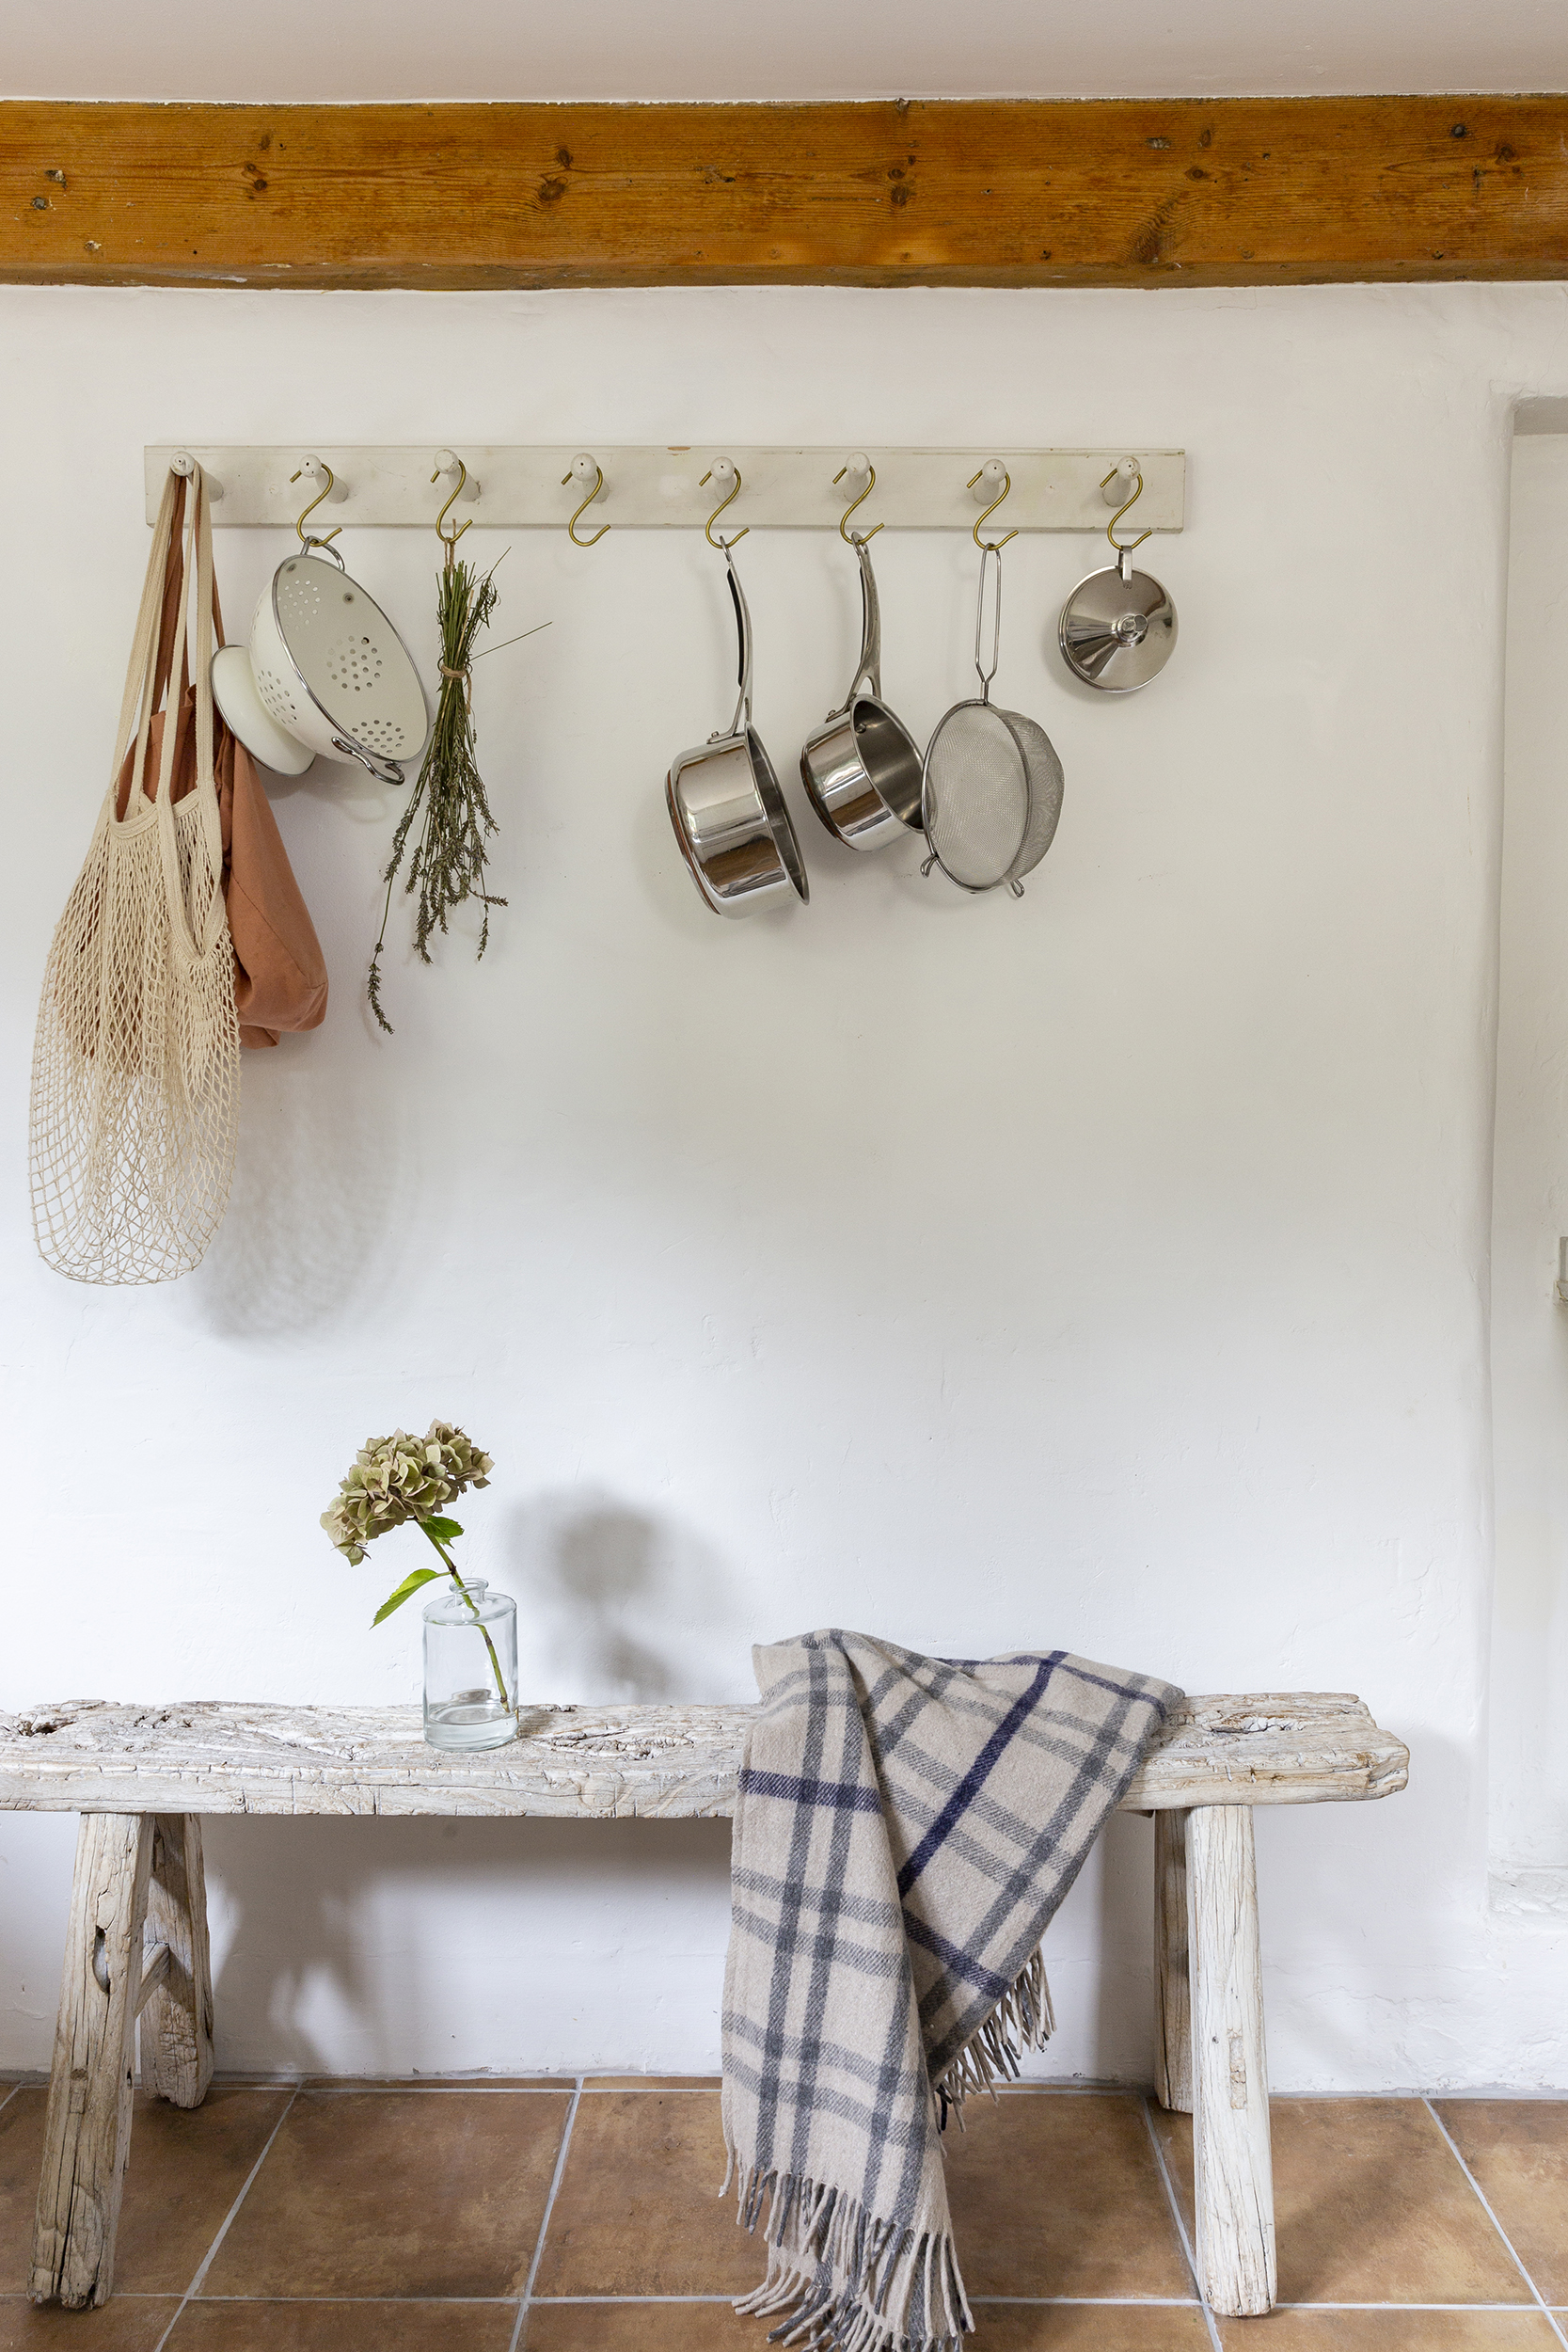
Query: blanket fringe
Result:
<box><xmin>932</xmin><ymin>1945</ymin><xmax>1054</xmax><ymax>2116</ymax></box>
<box><xmin>724</xmin><ymin>1948</ymin><xmax>1052</xmax><ymax>2348</ymax></box>
<box><xmin>728</xmin><ymin>2154</ymin><xmax>973</xmax><ymax>2352</ymax></box>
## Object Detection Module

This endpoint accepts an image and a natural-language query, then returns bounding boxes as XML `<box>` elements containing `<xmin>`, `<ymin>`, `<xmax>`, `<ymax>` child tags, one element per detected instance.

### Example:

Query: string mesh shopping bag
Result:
<box><xmin>29</xmin><ymin>465</ymin><xmax>240</xmax><ymax>1283</ymax></box>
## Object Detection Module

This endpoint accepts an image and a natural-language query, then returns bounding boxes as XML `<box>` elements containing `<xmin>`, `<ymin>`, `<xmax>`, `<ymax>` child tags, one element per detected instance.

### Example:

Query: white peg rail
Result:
<box><xmin>145</xmin><ymin>447</ymin><xmax>1186</xmax><ymax>534</ymax></box>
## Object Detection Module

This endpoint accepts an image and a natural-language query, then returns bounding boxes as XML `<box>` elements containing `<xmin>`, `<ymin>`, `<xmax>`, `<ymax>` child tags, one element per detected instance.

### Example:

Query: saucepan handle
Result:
<box><xmin>826</xmin><ymin>535</ymin><xmax>884</xmax><ymax>721</ymax></box>
<box><xmin>849</xmin><ymin>535</ymin><xmax>882</xmax><ymax>705</ymax></box>
<box><xmin>722</xmin><ymin>549</ymin><xmax>753</xmax><ymax>739</ymax></box>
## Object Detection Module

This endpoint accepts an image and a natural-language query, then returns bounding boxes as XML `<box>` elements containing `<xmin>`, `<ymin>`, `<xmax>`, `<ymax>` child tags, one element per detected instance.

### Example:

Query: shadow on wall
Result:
<box><xmin>1088</xmin><ymin>1811</ymin><xmax>1159</xmax><ymax>2083</ymax></box>
<box><xmin>202</xmin><ymin>1812</ymin><xmax>734</xmax><ymax>2075</ymax></box>
<box><xmin>504</xmin><ymin>1488</ymin><xmax>747</xmax><ymax>1702</ymax></box>
<box><xmin>186</xmin><ymin>1054</ymin><xmax>411</xmax><ymax>1339</ymax></box>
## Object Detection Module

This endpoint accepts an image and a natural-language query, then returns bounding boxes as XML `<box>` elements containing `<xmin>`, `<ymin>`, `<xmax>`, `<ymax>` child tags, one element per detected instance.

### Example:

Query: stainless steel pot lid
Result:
<box><xmin>1058</xmin><ymin>547</ymin><xmax>1179</xmax><ymax>693</ymax></box>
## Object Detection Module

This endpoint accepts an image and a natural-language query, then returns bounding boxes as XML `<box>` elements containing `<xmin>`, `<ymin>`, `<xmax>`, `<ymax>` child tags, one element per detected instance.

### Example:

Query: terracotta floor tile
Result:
<box><xmin>525</xmin><ymin>2304</ymin><xmax>756</xmax><ymax>2352</ymax></box>
<box><xmin>582</xmin><ymin>2077</ymin><xmax>722</xmax><ymax>2091</ymax></box>
<box><xmin>531</xmin><ymin>2092</ymin><xmax>758</xmax><ymax>2296</ymax></box>
<box><xmin>167</xmin><ymin>2300</ymin><xmax>518</xmax><ymax>2349</ymax></box>
<box><xmin>298</xmin><ymin>2076</ymin><xmax>567</xmax><ymax>2091</ymax></box>
<box><xmin>1433</xmin><ymin>2102</ymin><xmax>1568</xmax><ymax>2304</ymax></box>
<box><xmin>0</xmin><ymin>2303</ymin><xmax>181</xmax><ymax>2351</ymax></box>
<box><xmin>527</xmin><ymin>2306</ymin><xmax>1212</xmax><ymax>2352</ymax></box>
<box><xmin>1215</xmin><ymin>2315</ymin><xmax>1562</xmax><ymax>2348</ymax></box>
<box><xmin>1149</xmin><ymin>2101</ymin><xmax>1529</xmax><ymax>2306</ymax></box>
<box><xmin>943</xmin><ymin>2091</ymin><xmax>1194</xmax><ymax>2299</ymax></box>
<box><xmin>0</xmin><ymin>2093</ymin><xmax>51</xmax><ymax>2296</ymax></box>
<box><xmin>200</xmin><ymin>2090</ymin><xmax>570</xmax><ymax>2298</ymax></box>
<box><xmin>0</xmin><ymin>2086</ymin><xmax>291</xmax><ymax>2296</ymax></box>
<box><xmin>966</xmin><ymin>2310</ymin><xmax>1215</xmax><ymax>2350</ymax></box>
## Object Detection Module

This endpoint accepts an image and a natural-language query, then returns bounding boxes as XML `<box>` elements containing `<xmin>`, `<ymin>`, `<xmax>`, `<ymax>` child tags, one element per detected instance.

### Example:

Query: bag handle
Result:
<box><xmin>151</xmin><ymin>469</ymin><xmax>228</xmax><ymax>966</ymax></box>
<box><xmin>110</xmin><ymin>469</ymin><xmax>181</xmax><ymax>808</ymax></box>
<box><xmin>150</xmin><ymin>489</ymin><xmax>195</xmax><ymax>812</ymax></box>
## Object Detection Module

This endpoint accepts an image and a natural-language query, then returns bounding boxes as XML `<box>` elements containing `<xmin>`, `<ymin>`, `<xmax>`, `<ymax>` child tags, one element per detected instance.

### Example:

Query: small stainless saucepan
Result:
<box><xmin>667</xmin><ymin>546</ymin><xmax>809</xmax><ymax>919</ymax></box>
<box><xmin>800</xmin><ymin>520</ymin><xmax>923</xmax><ymax>852</ymax></box>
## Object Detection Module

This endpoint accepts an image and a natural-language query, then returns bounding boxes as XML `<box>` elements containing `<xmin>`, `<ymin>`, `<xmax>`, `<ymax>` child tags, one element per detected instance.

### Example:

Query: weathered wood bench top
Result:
<box><xmin>0</xmin><ymin>1692</ymin><xmax>1408</xmax><ymax>1820</ymax></box>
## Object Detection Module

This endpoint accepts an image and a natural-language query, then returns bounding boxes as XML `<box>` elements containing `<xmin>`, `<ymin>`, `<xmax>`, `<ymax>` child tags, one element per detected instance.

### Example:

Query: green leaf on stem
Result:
<box><xmin>421</xmin><ymin>1516</ymin><xmax>465</xmax><ymax>1542</ymax></box>
<box><xmin>372</xmin><ymin>1566</ymin><xmax>441</xmax><ymax>1626</ymax></box>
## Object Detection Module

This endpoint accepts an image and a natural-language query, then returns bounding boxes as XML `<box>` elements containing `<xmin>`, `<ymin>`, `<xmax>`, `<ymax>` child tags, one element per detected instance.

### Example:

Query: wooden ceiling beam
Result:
<box><xmin>3</xmin><ymin>96</ymin><xmax>1566</xmax><ymax>293</ymax></box>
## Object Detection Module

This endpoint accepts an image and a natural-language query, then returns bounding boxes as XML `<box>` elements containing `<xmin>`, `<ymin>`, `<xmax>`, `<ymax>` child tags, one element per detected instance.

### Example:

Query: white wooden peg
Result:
<box><xmin>970</xmin><ymin>457</ymin><xmax>1008</xmax><ymax>504</ymax></box>
<box><xmin>434</xmin><ymin>448</ymin><xmax>482</xmax><ymax>501</ymax></box>
<box><xmin>293</xmin><ymin>454</ymin><xmax>348</xmax><ymax>504</ymax></box>
<box><xmin>1102</xmin><ymin>457</ymin><xmax>1142</xmax><ymax>504</ymax></box>
<box><xmin>169</xmin><ymin>451</ymin><xmax>221</xmax><ymax>501</ymax></box>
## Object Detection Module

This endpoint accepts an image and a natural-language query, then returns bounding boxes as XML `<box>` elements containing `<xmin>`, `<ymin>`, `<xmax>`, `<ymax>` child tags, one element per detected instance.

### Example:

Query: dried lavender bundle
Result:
<box><xmin>369</xmin><ymin>553</ymin><xmax>506</xmax><ymax>1034</ymax></box>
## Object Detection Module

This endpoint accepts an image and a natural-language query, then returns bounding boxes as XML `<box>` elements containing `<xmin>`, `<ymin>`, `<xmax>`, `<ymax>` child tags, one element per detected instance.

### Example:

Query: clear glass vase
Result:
<box><xmin>421</xmin><ymin>1578</ymin><xmax>518</xmax><ymax>1750</ymax></box>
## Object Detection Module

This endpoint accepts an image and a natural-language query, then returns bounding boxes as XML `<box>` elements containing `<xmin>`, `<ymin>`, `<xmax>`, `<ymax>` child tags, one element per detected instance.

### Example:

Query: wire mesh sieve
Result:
<box><xmin>921</xmin><ymin>544</ymin><xmax>1064</xmax><ymax>899</ymax></box>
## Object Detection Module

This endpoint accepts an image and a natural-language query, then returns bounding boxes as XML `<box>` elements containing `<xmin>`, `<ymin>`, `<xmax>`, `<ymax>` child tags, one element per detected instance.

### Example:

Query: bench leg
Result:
<box><xmin>1187</xmin><ymin>1804</ymin><xmax>1275</xmax><ymax>2316</ymax></box>
<box><xmin>1154</xmin><ymin>1807</ymin><xmax>1193</xmax><ymax>2112</ymax></box>
<box><xmin>30</xmin><ymin>1813</ymin><xmax>153</xmax><ymax>2308</ymax></box>
<box><xmin>140</xmin><ymin>1816</ymin><xmax>214</xmax><ymax>2109</ymax></box>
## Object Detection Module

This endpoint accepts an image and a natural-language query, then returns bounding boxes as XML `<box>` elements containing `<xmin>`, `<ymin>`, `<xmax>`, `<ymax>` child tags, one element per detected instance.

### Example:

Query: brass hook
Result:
<box><xmin>1102</xmin><ymin>466</ymin><xmax>1152</xmax><ymax>554</ymax></box>
<box><xmin>699</xmin><ymin>465</ymin><xmax>748</xmax><ymax>549</ymax></box>
<box><xmin>562</xmin><ymin>462</ymin><xmax>610</xmax><ymax>548</ymax></box>
<box><xmin>832</xmin><ymin>461</ymin><xmax>883</xmax><ymax>545</ymax></box>
<box><xmin>968</xmin><ymin>467</ymin><xmax>1019</xmax><ymax>552</ymax></box>
<box><xmin>431</xmin><ymin>458</ymin><xmax>473</xmax><ymax>555</ymax></box>
<box><xmin>289</xmin><ymin>461</ymin><xmax>341</xmax><ymax>548</ymax></box>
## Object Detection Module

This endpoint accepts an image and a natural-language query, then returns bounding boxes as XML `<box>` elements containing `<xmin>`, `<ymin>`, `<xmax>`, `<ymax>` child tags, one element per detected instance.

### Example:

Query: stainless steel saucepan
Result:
<box><xmin>667</xmin><ymin>545</ymin><xmax>809</xmax><ymax>919</ymax></box>
<box><xmin>800</xmin><ymin>533</ymin><xmax>923</xmax><ymax>851</ymax></box>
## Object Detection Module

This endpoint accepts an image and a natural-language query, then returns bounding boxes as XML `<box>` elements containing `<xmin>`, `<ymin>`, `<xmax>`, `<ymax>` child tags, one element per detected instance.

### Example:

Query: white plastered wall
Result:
<box><xmin>1</xmin><ymin>279</ymin><xmax>1565</xmax><ymax>2089</ymax></box>
<box><xmin>1488</xmin><ymin>426</ymin><xmax>1568</xmax><ymax>1925</ymax></box>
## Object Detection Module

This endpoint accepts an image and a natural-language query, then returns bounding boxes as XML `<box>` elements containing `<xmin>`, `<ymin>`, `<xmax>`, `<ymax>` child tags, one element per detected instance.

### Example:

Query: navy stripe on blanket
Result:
<box><xmin>739</xmin><ymin>1767</ymin><xmax>884</xmax><ymax>1814</ymax></box>
<box><xmin>901</xmin><ymin>1910</ymin><xmax>1012</xmax><ymax>2002</ymax></box>
<box><xmin>895</xmin><ymin>1654</ymin><xmax>1063</xmax><ymax>1896</ymax></box>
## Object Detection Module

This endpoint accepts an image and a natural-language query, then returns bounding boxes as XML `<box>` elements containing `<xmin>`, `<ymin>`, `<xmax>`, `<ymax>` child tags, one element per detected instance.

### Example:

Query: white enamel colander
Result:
<box><xmin>212</xmin><ymin>541</ymin><xmax>429</xmax><ymax>785</ymax></box>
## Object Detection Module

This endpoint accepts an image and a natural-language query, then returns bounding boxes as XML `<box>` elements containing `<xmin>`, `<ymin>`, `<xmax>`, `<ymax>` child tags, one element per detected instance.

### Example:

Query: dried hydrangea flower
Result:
<box><xmin>321</xmin><ymin>1422</ymin><xmax>493</xmax><ymax>1564</ymax></box>
<box><xmin>321</xmin><ymin>1420</ymin><xmax>512</xmax><ymax>1722</ymax></box>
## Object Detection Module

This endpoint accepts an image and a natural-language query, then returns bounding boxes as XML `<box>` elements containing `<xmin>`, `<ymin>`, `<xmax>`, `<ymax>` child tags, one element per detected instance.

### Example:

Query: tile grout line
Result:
<box><xmin>150</xmin><ymin>2088</ymin><xmax>298</xmax><ymax>2352</ymax></box>
<box><xmin>507</xmin><ymin>2074</ymin><xmax>584</xmax><ymax>2352</ymax></box>
<box><xmin>1140</xmin><ymin>2093</ymin><xmax>1223</xmax><ymax>2352</ymax></box>
<box><xmin>1422</xmin><ymin>2098</ymin><xmax>1568</xmax><ymax>2350</ymax></box>
<box><xmin>531</xmin><ymin>2292</ymin><xmax>1219</xmax><ymax>2307</ymax></box>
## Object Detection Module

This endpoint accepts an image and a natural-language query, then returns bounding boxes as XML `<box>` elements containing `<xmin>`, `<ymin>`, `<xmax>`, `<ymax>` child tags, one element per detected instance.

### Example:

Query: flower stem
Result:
<box><xmin>418</xmin><ymin>1520</ymin><xmax>515</xmax><ymax>1723</ymax></box>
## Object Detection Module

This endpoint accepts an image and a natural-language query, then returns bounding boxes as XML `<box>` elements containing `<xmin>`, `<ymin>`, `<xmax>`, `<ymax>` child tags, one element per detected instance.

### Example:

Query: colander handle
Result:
<box><xmin>331</xmin><ymin>735</ymin><xmax>406</xmax><ymax>788</ymax></box>
<box><xmin>720</xmin><ymin>548</ymin><xmax>753</xmax><ymax>739</ymax></box>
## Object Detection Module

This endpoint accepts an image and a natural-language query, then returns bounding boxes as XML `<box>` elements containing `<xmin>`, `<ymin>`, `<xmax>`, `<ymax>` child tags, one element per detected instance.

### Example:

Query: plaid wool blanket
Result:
<box><xmin>721</xmin><ymin>1630</ymin><xmax>1182</xmax><ymax>2352</ymax></box>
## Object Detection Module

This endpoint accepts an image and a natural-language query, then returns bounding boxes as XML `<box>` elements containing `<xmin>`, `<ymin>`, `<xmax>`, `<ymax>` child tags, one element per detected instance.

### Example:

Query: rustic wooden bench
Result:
<box><xmin>0</xmin><ymin>1691</ymin><xmax>1407</xmax><ymax>2320</ymax></box>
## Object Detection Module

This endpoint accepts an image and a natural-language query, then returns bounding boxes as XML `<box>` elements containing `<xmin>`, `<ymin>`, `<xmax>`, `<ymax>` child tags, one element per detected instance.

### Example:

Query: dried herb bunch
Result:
<box><xmin>369</xmin><ymin>552</ymin><xmax>506</xmax><ymax>1033</ymax></box>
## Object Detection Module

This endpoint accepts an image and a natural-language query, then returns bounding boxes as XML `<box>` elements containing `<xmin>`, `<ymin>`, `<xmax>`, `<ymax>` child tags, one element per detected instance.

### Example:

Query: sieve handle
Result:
<box><xmin>974</xmin><ymin>542</ymin><xmax>1003</xmax><ymax>705</ymax></box>
<box><xmin>720</xmin><ymin>547</ymin><xmax>753</xmax><ymax>739</ymax></box>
